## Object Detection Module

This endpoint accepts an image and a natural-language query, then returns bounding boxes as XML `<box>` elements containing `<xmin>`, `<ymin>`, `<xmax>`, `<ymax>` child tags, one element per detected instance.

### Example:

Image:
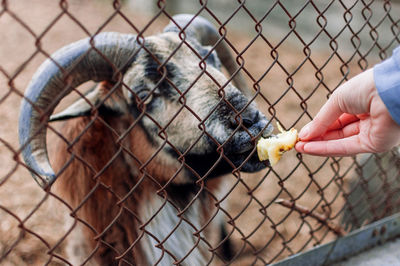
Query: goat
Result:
<box><xmin>18</xmin><ymin>14</ymin><xmax>273</xmax><ymax>265</ymax></box>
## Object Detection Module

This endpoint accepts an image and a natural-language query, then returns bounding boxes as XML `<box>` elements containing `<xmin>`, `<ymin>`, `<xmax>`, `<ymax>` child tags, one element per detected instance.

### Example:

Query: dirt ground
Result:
<box><xmin>0</xmin><ymin>1</ymin><xmax>382</xmax><ymax>265</ymax></box>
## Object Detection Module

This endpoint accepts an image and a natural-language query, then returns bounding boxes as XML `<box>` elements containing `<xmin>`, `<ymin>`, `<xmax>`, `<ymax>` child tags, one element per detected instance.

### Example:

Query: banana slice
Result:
<box><xmin>257</xmin><ymin>123</ymin><xmax>298</xmax><ymax>166</ymax></box>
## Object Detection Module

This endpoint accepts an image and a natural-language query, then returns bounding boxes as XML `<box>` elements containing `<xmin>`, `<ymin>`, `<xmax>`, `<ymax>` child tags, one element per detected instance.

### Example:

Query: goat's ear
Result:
<box><xmin>49</xmin><ymin>87</ymin><xmax>99</xmax><ymax>122</ymax></box>
<box><xmin>49</xmin><ymin>82</ymin><xmax>128</xmax><ymax>122</ymax></box>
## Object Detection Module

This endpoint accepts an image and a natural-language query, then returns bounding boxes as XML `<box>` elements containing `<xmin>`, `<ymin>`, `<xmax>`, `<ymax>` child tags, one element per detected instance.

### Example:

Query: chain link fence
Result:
<box><xmin>1</xmin><ymin>0</ymin><xmax>400</xmax><ymax>265</ymax></box>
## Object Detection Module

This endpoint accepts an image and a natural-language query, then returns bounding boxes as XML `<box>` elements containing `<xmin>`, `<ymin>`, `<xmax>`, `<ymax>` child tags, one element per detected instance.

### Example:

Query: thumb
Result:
<box><xmin>299</xmin><ymin>69</ymin><xmax>374</xmax><ymax>141</ymax></box>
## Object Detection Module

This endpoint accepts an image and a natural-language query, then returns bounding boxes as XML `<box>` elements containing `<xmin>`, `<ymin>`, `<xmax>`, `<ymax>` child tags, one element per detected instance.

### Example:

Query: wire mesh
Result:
<box><xmin>1</xmin><ymin>0</ymin><xmax>400</xmax><ymax>265</ymax></box>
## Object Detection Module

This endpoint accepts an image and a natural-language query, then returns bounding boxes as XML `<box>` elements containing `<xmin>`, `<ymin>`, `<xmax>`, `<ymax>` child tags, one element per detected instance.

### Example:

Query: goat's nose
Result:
<box><xmin>230</xmin><ymin>110</ymin><xmax>260</xmax><ymax>129</ymax></box>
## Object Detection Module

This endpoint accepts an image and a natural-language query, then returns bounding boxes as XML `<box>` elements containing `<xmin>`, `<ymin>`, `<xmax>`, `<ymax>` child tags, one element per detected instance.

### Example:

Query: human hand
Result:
<box><xmin>295</xmin><ymin>68</ymin><xmax>400</xmax><ymax>156</ymax></box>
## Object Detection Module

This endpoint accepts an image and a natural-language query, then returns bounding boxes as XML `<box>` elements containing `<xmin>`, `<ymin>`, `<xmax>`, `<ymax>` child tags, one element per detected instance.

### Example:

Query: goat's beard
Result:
<box><xmin>177</xmin><ymin>148</ymin><xmax>268</xmax><ymax>180</ymax></box>
<box><xmin>229</xmin><ymin>150</ymin><xmax>269</xmax><ymax>172</ymax></box>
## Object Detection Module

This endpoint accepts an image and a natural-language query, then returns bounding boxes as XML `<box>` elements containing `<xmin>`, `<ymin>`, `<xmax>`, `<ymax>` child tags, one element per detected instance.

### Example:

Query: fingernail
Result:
<box><xmin>299</xmin><ymin>123</ymin><xmax>310</xmax><ymax>140</ymax></box>
<box><xmin>294</xmin><ymin>141</ymin><xmax>305</xmax><ymax>152</ymax></box>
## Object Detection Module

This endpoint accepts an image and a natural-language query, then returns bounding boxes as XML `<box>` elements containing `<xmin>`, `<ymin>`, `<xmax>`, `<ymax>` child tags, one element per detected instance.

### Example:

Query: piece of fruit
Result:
<box><xmin>257</xmin><ymin>123</ymin><xmax>298</xmax><ymax>166</ymax></box>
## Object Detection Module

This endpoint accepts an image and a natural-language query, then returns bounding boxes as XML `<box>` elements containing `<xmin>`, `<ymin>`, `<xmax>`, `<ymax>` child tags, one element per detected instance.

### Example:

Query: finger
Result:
<box><xmin>300</xmin><ymin>135</ymin><xmax>366</xmax><ymax>156</ymax></box>
<box><xmin>327</xmin><ymin>113</ymin><xmax>359</xmax><ymax>131</ymax></box>
<box><xmin>295</xmin><ymin>141</ymin><xmax>305</xmax><ymax>153</ymax></box>
<box><xmin>320</xmin><ymin>121</ymin><xmax>360</xmax><ymax>141</ymax></box>
<box><xmin>298</xmin><ymin>96</ymin><xmax>343</xmax><ymax>141</ymax></box>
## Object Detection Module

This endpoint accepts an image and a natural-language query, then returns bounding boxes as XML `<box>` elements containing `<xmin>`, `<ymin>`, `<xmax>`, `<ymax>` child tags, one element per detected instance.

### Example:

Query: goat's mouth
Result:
<box><xmin>227</xmin><ymin>145</ymin><xmax>269</xmax><ymax>173</ymax></box>
<box><xmin>180</xmin><ymin>141</ymin><xmax>268</xmax><ymax>180</ymax></box>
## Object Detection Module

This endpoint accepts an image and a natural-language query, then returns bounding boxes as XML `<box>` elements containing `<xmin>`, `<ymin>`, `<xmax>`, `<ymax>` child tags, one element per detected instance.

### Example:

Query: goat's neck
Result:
<box><xmin>138</xmin><ymin>188</ymin><xmax>212</xmax><ymax>265</ymax></box>
<box><xmin>120</xmin><ymin>128</ymin><xmax>224</xmax><ymax>264</ymax></box>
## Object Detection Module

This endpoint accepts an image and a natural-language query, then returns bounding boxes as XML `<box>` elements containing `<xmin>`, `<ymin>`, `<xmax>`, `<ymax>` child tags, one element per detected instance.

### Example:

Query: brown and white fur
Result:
<box><xmin>19</xmin><ymin>15</ymin><xmax>273</xmax><ymax>265</ymax></box>
<box><xmin>53</xmin><ymin>83</ymin><xmax>232</xmax><ymax>265</ymax></box>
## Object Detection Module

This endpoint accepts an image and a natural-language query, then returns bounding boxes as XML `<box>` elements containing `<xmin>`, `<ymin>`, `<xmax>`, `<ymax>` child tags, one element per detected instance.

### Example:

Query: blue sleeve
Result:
<box><xmin>374</xmin><ymin>46</ymin><xmax>400</xmax><ymax>125</ymax></box>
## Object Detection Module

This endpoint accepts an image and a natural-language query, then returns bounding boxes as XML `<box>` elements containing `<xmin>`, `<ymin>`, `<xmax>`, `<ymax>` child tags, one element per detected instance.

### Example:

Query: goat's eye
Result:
<box><xmin>136</xmin><ymin>89</ymin><xmax>153</xmax><ymax>105</ymax></box>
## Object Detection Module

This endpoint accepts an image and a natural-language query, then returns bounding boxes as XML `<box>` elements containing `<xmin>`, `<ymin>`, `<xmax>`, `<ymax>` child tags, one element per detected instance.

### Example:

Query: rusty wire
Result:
<box><xmin>1</xmin><ymin>0</ymin><xmax>400</xmax><ymax>265</ymax></box>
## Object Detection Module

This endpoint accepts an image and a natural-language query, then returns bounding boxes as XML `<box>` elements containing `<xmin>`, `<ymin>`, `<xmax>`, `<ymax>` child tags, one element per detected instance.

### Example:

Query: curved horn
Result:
<box><xmin>19</xmin><ymin>32</ymin><xmax>139</xmax><ymax>188</ymax></box>
<box><xmin>164</xmin><ymin>14</ymin><xmax>251</xmax><ymax>97</ymax></box>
